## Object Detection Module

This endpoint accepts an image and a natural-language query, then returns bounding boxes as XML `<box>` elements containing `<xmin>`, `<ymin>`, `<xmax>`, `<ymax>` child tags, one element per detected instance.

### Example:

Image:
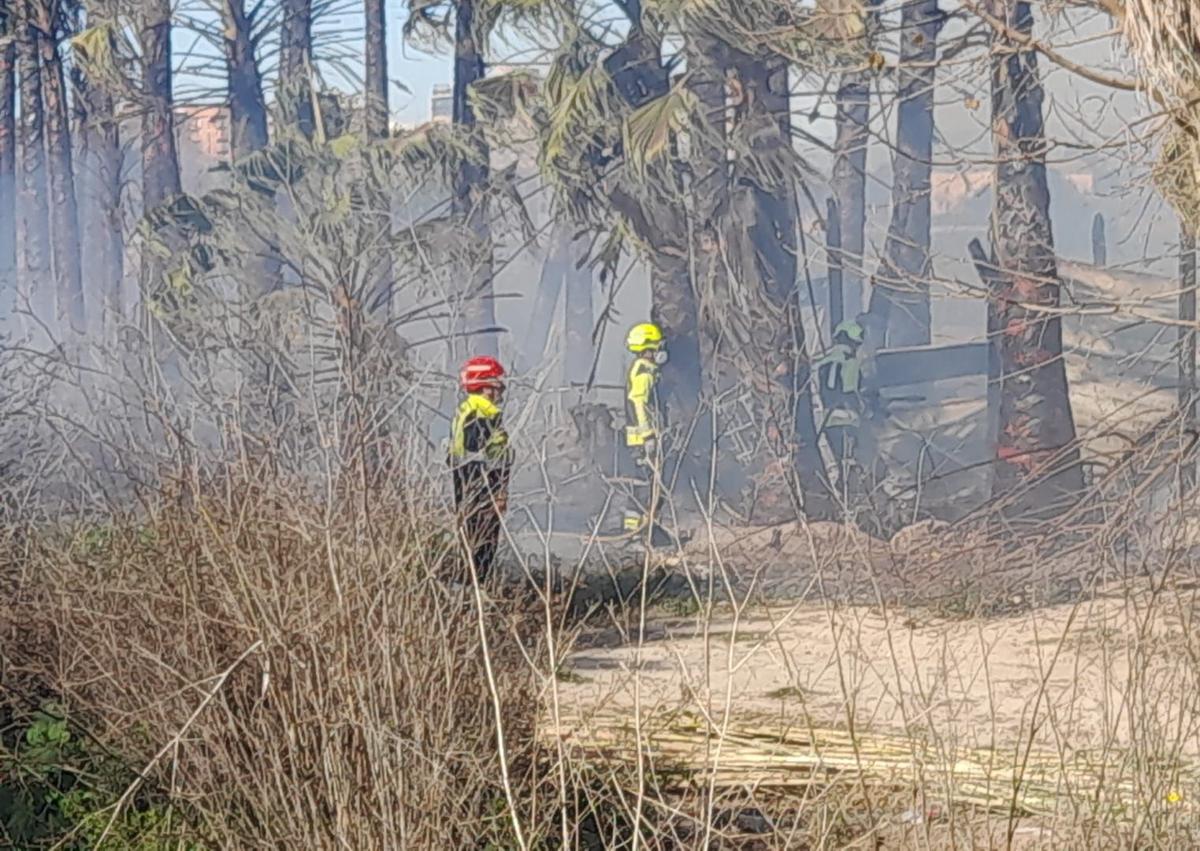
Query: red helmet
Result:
<box><xmin>460</xmin><ymin>355</ymin><xmax>506</xmax><ymax>393</ymax></box>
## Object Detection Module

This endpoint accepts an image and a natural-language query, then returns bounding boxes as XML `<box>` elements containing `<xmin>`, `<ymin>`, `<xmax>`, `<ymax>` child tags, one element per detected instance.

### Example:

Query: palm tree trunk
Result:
<box><xmin>830</xmin><ymin>2</ymin><xmax>880</xmax><ymax>325</ymax></box>
<box><xmin>732</xmin><ymin>51</ymin><xmax>831</xmax><ymax>520</ymax></box>
<box><xmin>364</xmin><ymin>0</ymin><xmax>388</xmax><ymax>141</ymax></box>
<box><xmin>362</xmin><ymin>0</ymin><xmax>392</xmax><ymax>316</ymax></box>
<box><xmin>280</xmin><ymin>0</ymin><xmax>314</xmax><ymax>138</ymax></box>
<box><xmin>140</xmin><ymin>0</ymin><xmax>180</xmax><ymax>210</ymax></box>
<box><xmin>38</xmin><ymin>18</ymin><xmax>84</xmax><ymax>332</ymax></box>
<box><xmin>868</xmin><ymin>0</ymin><xmax>941</xmax><ymax>347</ymax></box>
<box><xmin>985</xmin><ymin>0</ymin><xmax>1083</xmax><ymax>520</ymax></box>
<box><xmin>452</xmin><ymin>0</ymin><xmax>496</xmax><ymax>358</ymax></box>
<box><xmin>221</xmin><ymin>0</ymin><xmax>279</xmax><ymax>299</ymax></box>
<box><xmin>15</xmin><ymin>0</ymin><xmax>50</xmax><ymax>324</ymax></box>
<box><xmin>76</xmin><ymin>70</ymin><xmax>124</xmax><ymax>330</ymax></box>
<box><xmin>0</xmin><ymin>25</ymin><xmax>15</xmax><ymax>321</ymax></box>
<box><xmin>222</xmin><ymin>0</ymin><xmax>268</xmax><ymax>159</ymax></box>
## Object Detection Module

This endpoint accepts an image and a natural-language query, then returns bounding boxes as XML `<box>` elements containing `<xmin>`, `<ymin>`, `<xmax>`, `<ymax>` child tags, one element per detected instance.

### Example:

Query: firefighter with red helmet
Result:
<box><xmin>448</xmin><ymin>355</ymin><xmax>513</xmax><ymax>582</ymax></box>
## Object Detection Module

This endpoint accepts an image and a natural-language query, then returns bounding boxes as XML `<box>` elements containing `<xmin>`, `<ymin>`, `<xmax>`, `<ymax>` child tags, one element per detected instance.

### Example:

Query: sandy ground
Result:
<box><xmin>546</xmin><ymin>582</ymin><xmax>1200</xmax><ymax>809</ymax></box>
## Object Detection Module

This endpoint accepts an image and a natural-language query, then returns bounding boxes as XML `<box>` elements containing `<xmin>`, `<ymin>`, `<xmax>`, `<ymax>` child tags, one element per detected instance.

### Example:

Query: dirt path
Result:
<box><xmin>547</xmin><ymin>585</ymin><xmax>1200</xmax><ymax>812</ymax></box>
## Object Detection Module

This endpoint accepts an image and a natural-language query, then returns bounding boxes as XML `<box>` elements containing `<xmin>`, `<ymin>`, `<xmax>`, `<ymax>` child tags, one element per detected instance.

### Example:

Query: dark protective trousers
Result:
<box><xmin>453</xmin><ymin>465</ymin><xmax>503</xmax><ymax>583</ymax></box>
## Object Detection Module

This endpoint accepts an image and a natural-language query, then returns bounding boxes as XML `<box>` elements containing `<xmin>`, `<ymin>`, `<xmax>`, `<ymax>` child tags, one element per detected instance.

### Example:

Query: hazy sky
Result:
<box><xmin>386</xmin><ymin>2</ymin><xmax>451</xmax><ymax>125</ymax></box>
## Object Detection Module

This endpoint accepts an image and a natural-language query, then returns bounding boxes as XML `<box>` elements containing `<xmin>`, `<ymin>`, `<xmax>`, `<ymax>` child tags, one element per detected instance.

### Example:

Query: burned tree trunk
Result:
<box><xmin>75</xmin><ymin>68</ymin><xmax>124</xmax><ymax>329</ymax></box>
<box><xmin>38</xmin><ymin>14</ymin><xmax>84</xmax><ymax>332</ymax></box>
<box><xmin>728</xmin><ymin>51</ymin><xmax>831</xmax><ymax>520</ymax></box>
<box><xmin>16</xmin><ymin>0</ymin><xmax>50</xmax><ymax>322</ymax></box>
<box><xmin>686</xmin><ymin>31</ymin><xmax>728</xmax><ymax>325</ymax></box>
<box><xmin>831</xmin><ymin>0</ymin><xmax>880</xmax><ymax>325</ymax></box>
<box><xmin>0</xmin><ymin>17</ymin><xmax>15</xmax><ymax>320</ymax></box>
<box><xmin>981</xmin><ymin>0</ymin><xmax>1083</xmax><ymax>520</ymax></box>
<box><xmin>364</xmin><ymin>0</ymin><xmax>388</xmax><ymax>141</ymax></box>
<box><xmin>140</xmin><ymin>0</ymin><xmax>181</xmax><ymax>210</ymax></box>
<box><xmin>222</xmin><ymin>0</ymin><xmax>268</xmax><ymax>159</ymax></box>
<box><xmin>222</xmin><ymin>0</ymin><xmax>279</xmax><ymax>300</ymax></box>
<box><xmin>651</xmin><ymin>255</ymin><xmax>705</xmax><ymax>450</ymax></box>
<box><xmin>362</xmin><ymin>0</ymin><xmax>391</xmax><ymax>315</ymax></box>
<box><xmin>451</xmin><ymin>0</ymin><xmax>496</xmax><ymax>357</ymax></box>
<box><xmin>280</xmin><ymin>0</ymin><xmax>314</xmax><ymax>138</ymax></box>
<box><xmin>868</xmin><ymin>0</ymin><xmax>941</xmax><ymax>347</ymax></box>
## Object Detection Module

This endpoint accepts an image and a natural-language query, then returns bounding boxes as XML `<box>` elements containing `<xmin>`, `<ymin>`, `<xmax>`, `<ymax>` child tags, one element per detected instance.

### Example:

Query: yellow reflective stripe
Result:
<box><xmin>450</xmin><ymin>394</ymin><xmax>503</xmax><ymax>460</ymax></box>
<box><xmin>627</xmin><ymin>361</ymin><xmax>656</xmax><ymax>417</ymax></box>
<box><xmin>841</xmin><ymin>358</ymin><xmax>861</xmax><ymax>393</ymax></box>
<box><xmin>825</xmin><ymin>409</ymin><xmax>860</xmax><ymax>427</ymax></box>
<box><xmin>818</xmin><ymin>346</ymin><xmax>860</xmax><ymax>393</ymax></box>
<box><xmin>627</xmin><ymin>358</ymin><xmax>658</xmax><ymax>445</ymax></box>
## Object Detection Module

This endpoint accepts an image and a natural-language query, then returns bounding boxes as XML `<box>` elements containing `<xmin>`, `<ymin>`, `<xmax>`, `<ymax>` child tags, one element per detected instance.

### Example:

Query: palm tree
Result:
<box><xmin>0</xmin><ymin>6</ymin><xmax>16</xmax><ymax>317</ymax></box>
<box><xmin>831</xmin><ymin>0</ymin><xmax>881</xmax><ymax>324</ymax></box>
<box><xmin>72</xmin><ymin>10</ymin><xmax>125</xmax><ymax>330</ymax></box>
<box><xmin>1118</xmin><ymin>0</ymin><xmax>1200</xmax><ymax>105</ymax></box>
<box><xmin>222</xmin><ymin>0</ymin><xmax>268</xmax><ymax>158</ymax></box>
<box><xmin>37</xmin><ymin>0</ymin><xmax>84</xmax><ymax>330</ymax></box>
<box><xmin>364</xmin><ymin>0</ymin><xmax>387</xmax><ymax>141</ymax></box>
<box><xmin>450</xmin><ymin>0</ymin><xmax>496</xmax><ymax>357</ymax></box>
<box><xmin>727</xmin><ymin>48</ymin><xmax>831</xmax><ymax>518</ymax></box>
<box><xmin>977</xmin><ymin>0</ymin><xmax>1083</xmax><ymax>520</ymax></box>
<box><xmin>74</xmin><ymin>67</ymin><xmax>124</xmax><ymax>328</ymax></box>
<box><xmin>280</xmin><ymin>0</ymin><xmax>314</xmax><ymax>138</ymax></box>
<box><xmin>868</xmin><ymin>0</ymin><xmax>942</xmax><ymax>347</ymax></box>
<box><xmin>139</xmin><ymin>0</ymin><xmax>180</xmax><ymax>210</ymax></box>
<box><xmin>15</xmin><ymin>0</ymin><xmax>51</xmax><ymax>322</ymax></box>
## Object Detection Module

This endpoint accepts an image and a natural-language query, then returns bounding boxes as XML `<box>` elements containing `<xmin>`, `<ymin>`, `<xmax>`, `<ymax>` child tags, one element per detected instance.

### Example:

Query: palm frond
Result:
<box><xmin>1123</xmin><ymin>0</ymin><xmax>1200</xmax><ymax>101</ymax></box>
<box><xmin>622</xmin><ymin>85</ymin><xmax>695</xmax><ymax>177</ymax></box>
<box><xmin>468</xmin><ymin>70</ymin><xmax>540</xmax><ymax>126</ymax></box>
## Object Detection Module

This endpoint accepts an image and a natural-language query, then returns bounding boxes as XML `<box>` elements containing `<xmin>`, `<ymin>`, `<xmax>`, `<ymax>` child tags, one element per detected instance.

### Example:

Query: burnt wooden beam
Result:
<box><xmin>873</xmin><ymin>341</ymin><xmax>989</xmax><ymax>389</ymax></box>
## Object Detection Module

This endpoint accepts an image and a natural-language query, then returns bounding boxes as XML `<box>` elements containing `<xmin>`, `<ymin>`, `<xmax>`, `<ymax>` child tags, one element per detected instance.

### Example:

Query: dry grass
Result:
<box><xmin>0</xmin><ymin>470</ymin><xmax>549</xmax><ymax>848</ymax></box>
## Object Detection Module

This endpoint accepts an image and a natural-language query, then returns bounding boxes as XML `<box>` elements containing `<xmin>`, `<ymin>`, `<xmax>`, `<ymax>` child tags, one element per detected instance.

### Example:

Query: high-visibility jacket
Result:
<box><xmin>816</xmin><ymin>344</ymin><xmax>865</xmax><ymax>429</ymax></box>
<box><xmin>448</xmin><ymin>393</ymin><xmax>512</xmax><ymax>506</ymax></box>
<box><xmin>625</xmin><ymin>356</ymin><xmax>661</xmax><ymax>447</ymax></box>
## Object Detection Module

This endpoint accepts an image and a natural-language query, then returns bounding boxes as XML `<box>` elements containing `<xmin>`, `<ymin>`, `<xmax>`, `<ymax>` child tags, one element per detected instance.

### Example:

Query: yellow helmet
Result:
<box><xmin>626</xmin><ymin>322</ymin><xmax>664</xmax><ymax>353</ymax></box>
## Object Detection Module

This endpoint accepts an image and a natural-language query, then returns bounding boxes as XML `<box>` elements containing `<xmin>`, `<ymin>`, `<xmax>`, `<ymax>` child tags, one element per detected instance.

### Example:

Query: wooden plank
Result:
<box><xmin>873</xmin><ymin>341</ymin><xmax>989</xmax><ymax>389</ymax></box>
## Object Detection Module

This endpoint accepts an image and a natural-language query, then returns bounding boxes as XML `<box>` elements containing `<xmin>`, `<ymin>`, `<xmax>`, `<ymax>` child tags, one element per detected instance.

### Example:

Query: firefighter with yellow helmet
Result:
<box><xmin>622</xmin><ymin>322</ymin><xmax>672</xmax><ymax>546</ymax></box>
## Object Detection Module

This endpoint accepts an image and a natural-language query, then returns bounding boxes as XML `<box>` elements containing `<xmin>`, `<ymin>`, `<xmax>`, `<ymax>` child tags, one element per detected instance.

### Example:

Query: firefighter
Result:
<box><xmin>623</xmin><ymin>323</ymin><xmax>673</xmax><ymax>546</ymax></box>
<box><xmin>816</xmin><ymin>319</ymin><xmax>876</xmax><ymax>489</ymax></box>
<box><xmin>448</xmin><ymin>355</ymin><xmax>513</xmax><ymax>583</ymax></box>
